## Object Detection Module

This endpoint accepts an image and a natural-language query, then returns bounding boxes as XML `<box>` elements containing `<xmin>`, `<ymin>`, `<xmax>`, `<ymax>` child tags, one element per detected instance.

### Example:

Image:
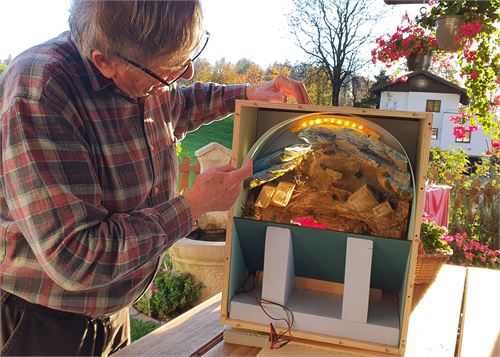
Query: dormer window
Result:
<box><xmin>426</xmin><ymin>100</ymin><xmax>441</xmax><ymax>113</ymax></box>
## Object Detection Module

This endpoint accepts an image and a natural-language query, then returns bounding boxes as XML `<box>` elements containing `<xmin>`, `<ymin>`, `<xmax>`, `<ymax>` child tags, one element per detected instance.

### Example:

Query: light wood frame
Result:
<box><xmin>221</xmin><ymin>100</ymin><xmax>433</xmax><ymax>355</ymax></box>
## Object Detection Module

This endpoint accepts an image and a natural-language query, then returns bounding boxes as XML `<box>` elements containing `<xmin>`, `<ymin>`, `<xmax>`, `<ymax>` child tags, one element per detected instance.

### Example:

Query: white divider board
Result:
<box><xmin>230</xmin><ymin>288</ymin><xmax>400</xmax><ymax>346</ymax></box>
<box><xmin>341</xmin><ymin>237</ymin><xmax>374</xmax><ymax>323</ymax></box>
<box><xmin>261</xmin><ymin>226</ymin><xmax>295</xmax><ymax>305</ymax></box>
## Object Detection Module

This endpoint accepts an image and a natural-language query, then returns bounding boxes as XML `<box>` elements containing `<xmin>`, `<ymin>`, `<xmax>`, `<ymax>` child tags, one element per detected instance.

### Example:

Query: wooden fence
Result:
<box><xmin>178</xmin><ymin>156</ymin><xmax>200</xmax><ymax>193</ymax></box>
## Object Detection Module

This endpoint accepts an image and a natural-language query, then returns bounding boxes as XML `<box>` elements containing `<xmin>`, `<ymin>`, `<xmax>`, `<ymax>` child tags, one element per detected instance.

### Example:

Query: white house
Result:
<box><xmin>371</xmin><ymin>70</ymin><xmax>490</xmax><ymax>158</ymax></box>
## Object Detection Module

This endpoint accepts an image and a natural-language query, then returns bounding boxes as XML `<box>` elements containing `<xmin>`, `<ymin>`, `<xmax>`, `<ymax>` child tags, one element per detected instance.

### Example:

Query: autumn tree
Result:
<box><xmin>288</xmin><ymin>0</ymin><xmax>387</xmax><ymax>106</ymax></box>
<box><xmin>266</xmin><ymin>61</ymin><xmax>292</xmax><ymax>80</ymax></box>
<box><xmin>354</xmin><ymin>70</ymin><xmax>390</xmax><ymax>108</ymax></box>
<box><xmin>211</xmin><ymin>58</ymin><xmax>240</xmax><ymax>84</ymax></box>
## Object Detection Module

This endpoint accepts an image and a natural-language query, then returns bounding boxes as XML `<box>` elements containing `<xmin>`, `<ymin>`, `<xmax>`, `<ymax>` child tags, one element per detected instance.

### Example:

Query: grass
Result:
<box><xmin>130</xmin><ymin>318</ymin><xmax>160</xmax><ymax>342</ymax></box>
<box><xmin>179</xmin><ymin>114</ymin><xmax>234</xmax><ymax>161</ymax></box>
<box><xmin>178</xmin><ymin>114</ymin><xmax>234</xmax><ymax>187</ymax></box>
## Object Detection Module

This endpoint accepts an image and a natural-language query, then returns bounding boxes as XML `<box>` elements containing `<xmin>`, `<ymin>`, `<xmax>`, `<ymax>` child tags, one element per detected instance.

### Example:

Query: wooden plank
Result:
<box><xmin>234</xmin><ymin>100</ymin><xmax>431</xmax><ymax>120</ymax></box>
<box><xmin>458</xmin><ymin>267</ymin><xmax>500</xmax><ymax>357</ymax></box>
<box><xmin>294</xmin><ymin>276</ymin><xmax>382</xmax><ymax>300</ymax></box>
<box><xmin>404</xmin><ymin>264</ymin><xmax>466</xmax><ymax>357</ymax></box>
<box><xmin>203</xmin><ymin>341</ymin><xmax>261</xmax><ymax>357</ymax></box>
<box><xmin>223</xmin><ymin>318</ymin><xmax>401</xmax><ymax>355</ymax></box>
<box><xmin>114</xmin><ymin>294</ymin><xmax>223</xmax><ymax>357</ymax></box>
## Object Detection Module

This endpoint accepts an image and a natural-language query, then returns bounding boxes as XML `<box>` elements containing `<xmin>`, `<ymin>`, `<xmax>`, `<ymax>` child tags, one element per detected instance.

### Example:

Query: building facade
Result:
<box><xmin>371</xmin><ymin>70</ymin><xmax>490</xmax><ymax>158</ymax></box>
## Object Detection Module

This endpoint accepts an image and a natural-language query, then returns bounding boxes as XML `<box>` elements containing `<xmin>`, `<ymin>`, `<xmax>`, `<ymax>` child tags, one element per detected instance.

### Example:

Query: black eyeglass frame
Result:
<box><xmin>118</xmin><ymin>30</ymin><xmax>210</xmax><ymax>87</ymax></box>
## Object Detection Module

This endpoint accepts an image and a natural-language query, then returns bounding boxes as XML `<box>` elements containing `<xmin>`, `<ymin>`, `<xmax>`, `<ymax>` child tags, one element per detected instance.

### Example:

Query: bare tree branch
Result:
<box><xmin>289</xmin><ymin>0</ymin><xmax>388</xmax><ymax>105</ymax></box>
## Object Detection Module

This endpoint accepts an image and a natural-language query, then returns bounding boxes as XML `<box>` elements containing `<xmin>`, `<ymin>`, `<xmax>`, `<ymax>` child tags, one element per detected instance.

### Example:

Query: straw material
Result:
<box><xmin>415</xmin><ymin>244</ymin><xmax>452</xmax><ymax>284</ymax></box>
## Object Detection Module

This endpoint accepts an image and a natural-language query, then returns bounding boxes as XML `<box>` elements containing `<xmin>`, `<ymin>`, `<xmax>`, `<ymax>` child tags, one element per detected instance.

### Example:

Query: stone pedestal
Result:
<box><xmin>169</xmin><ymin>238</ymin><xmax>226</xmax><ymax>304</ymax></box>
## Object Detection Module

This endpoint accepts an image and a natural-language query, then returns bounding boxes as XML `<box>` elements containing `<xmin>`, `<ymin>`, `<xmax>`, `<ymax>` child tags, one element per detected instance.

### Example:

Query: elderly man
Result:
<box><xmin>0</xmin><ymin>1</ymin><xmax>311</xmax><ymax>355</ymax></box>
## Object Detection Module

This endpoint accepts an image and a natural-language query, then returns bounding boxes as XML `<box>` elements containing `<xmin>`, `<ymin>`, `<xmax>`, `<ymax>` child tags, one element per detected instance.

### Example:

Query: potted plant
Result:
<box><xmin>372</xmin><ymin>14</ymin><xmax>439</xmax><ymax>72</ymax></box>
<box><xmin>415</xmin><ymin>213</ymin><xmax>453</xmax><ymax>284</ymax></box>
<box><xmin>417</xmin><ymin>0</ymin><xmax>498</xmax><ymax>50</ymax></box>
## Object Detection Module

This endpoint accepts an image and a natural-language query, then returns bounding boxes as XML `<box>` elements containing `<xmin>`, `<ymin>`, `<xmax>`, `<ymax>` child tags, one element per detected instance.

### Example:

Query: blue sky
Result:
<box><xmin>0</xmin><ymin>0</ymin><xmax>424</xmax><ymax>76</ymax></box>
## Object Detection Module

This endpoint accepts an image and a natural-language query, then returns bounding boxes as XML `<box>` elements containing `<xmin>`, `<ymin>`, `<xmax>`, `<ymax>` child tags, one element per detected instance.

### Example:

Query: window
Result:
<box><xmin>455</xmin><ymin>131</ymin><xmax>471</xmax><ymax>143</ymax></box>
<box><xmin>426</xmin><ymin>100</ymin><xmax>441</xmax><ymax>113</ymax></box>
<box><xmin>431</xmin><ymin>128</ymin><xmax>438</xmax><ymax>140</ymax></box>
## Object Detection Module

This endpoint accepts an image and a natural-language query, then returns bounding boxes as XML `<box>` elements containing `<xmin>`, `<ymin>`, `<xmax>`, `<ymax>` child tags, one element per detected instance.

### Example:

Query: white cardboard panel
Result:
<box><xmin>230</xmin><ymin>288</ymin><xmax>400</xmax><ymax>346</ymax></box>
<box><xmin>261</xmin><ymin>226</ymin><xmax>295</xmax><ymax>305</ymax></box>
<box><xmin>341</xmin><ymin>237</ymin><xmax>374</xmax><ymax>323</ymax></box>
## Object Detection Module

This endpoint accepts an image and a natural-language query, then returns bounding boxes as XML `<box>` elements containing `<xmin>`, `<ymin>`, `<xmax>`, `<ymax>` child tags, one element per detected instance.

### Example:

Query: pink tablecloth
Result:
<box><xmin>424</xmin><ymin>185</ymin><xmax>451</xmax><ymax>228</ymax></box>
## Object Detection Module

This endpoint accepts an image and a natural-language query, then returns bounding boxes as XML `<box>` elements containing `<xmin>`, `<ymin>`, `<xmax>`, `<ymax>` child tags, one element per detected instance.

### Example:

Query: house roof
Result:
<box><xmin>370</xmin><ymin>70</ymin><xmax>470</xmax><ymax>105</ymax></box>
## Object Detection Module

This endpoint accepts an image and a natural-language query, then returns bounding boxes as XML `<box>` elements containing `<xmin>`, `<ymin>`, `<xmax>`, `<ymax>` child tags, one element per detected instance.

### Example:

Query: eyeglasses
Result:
<box><xmin>118</xmin><ymin>30</ymin><xmax>210</xmax><ymax>87</ymax></box>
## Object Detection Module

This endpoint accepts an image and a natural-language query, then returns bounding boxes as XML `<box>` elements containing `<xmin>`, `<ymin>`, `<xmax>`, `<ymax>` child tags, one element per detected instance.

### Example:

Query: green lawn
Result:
<box><xmin>178</xmin><ymin>114</ymin><xmax>234</xmax><ymax>187</ymax></box>
<box><xmin>179</xmin><ymin>114</ymin><xmax>234</xmax><ymax>161</ymax></box>
<box><xmin>130</xmin><ymin>318</ymin><xmax>160</xmax><ymax>342</ymax></box>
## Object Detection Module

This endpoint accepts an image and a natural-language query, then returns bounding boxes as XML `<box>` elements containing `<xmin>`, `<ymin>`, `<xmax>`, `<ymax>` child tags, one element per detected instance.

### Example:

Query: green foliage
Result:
<box><xmin>134</xmin><ymin>269</ymin><xmax>203</xmax><ymax>321</ymax></box>
<box><xmin>130</xmin><ymin>318</ymin><xmax>160</xmax><ymax>342</ymax></box>
<box><xmin>420</xmin><ymin>218</ymin><xmax>452</xmax><ymax>254</ymax></box>
<box><xmin>355</xmin><ymin>70</ymin><xmax>390</xmax><ymax>108</ymax></box>
<box><xmin>427</xmin><ymin>147</ymin><xmax>470</xmax><ymax>187</ymax></box>
<box><xmin>0</xmin><ymin>64</ymin><xmax>6</xmax><ymax>75</ymax></box>
<box><xmin>427</xmin><ymin>148</ymin><xmax>500</xmax><ymax>250</ymax></box>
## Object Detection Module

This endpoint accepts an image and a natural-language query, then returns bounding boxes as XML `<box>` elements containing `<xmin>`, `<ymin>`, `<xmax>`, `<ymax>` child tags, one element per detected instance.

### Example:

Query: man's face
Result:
<box><xmin>113</xmin><ymin>58</ymin><xmax>194</xmax><ymax>98</ymax></box>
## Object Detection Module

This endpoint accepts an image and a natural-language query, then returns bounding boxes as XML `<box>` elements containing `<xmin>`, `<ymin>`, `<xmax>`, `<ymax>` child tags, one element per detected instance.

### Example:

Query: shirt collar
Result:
<box><xmin>71</xmin><ymin>35</ymin><xmax>114</xmax><ymax>92</ymax></box>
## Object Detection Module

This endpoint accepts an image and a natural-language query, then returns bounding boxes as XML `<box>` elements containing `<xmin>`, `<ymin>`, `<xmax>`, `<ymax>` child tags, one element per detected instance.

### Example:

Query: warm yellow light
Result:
<box><xmin>329</xmin><ymin>118</ymin><xmax>335</xmax><ymax>123</ymax></box>
<box><xmin>351</xmin><ymin>123</ymin><xmax>357</xmax><ymax>128</ymax></box>
<box><xmin>302</xmin><ymin>122</ymin><xmax>307</xmax><ymax>128</ymax></box>
<box><xmin>315</xmin><ymin>119</ymin><xmax>322</xmax><ymax>124</ymax></box>
<box><xmin>309</xmin><ymin>120</ymin><xmax>315</xmax><ymax>126</ymax></box>
<box><xmin>336</xmin><ymin>119</ymin><xmax>343</xmax><ymax>125</ymax></box>
<box><xmin>323</xmin><ymin>118</ymin><xmax>328</xmax><ymax>123</ymax></box>
<box><xmin>344</xmin><ymin>121</ymin><xmax>350</xmax><ymax>126</ymax></box>
<box><xmin>358</xmin><ymin>125</ymin><xmax>364</xmax><ymax>130</ymax></box>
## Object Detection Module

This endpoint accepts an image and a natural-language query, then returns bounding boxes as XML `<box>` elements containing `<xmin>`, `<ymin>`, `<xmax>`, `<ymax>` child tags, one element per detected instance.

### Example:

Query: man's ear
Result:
<box><xmin>91</xmin><ymin>50</ymin><xmax>118</xmax><ymax>79</ymax></box>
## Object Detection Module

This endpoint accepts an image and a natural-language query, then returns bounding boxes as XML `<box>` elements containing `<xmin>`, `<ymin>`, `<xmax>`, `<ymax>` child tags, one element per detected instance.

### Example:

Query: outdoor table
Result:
<box><xmin>115</xmin><ymin>265</ymin><xmax>500</xmax><ymax>357</ymax></box>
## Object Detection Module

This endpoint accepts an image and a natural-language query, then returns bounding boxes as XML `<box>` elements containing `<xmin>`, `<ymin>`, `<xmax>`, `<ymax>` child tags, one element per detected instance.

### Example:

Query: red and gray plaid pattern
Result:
<box><xmin>0</xmin><ymin>32</ymin><xmax>246</xmax><ymax>317</ymax></box>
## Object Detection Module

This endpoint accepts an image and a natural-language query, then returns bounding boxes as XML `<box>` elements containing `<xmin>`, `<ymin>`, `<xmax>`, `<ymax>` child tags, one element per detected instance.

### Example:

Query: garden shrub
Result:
<box><xmin>134</xmin><ymin>268</ymin><xmax>203</xmax><ymax>321</ymax></box>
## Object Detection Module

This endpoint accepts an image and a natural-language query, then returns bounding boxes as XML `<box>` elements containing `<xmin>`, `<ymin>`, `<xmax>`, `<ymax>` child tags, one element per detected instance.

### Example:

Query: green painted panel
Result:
<box><xmin>233</xmin><ymin>218</ymin><xmax>411</xmax><ymax>292</ymax></box>
<box><xmin>228</xmin><ymin>224</ymin><xmax>249</xmax><ymax>302</ymax></box>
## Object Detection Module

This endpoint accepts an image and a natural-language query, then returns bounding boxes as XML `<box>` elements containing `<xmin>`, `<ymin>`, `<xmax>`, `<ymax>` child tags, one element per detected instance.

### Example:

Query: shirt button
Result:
<box><xmin>154</xmin><ymin>186</ymin><xmax>159</xmax><ymax>194</ymax></box>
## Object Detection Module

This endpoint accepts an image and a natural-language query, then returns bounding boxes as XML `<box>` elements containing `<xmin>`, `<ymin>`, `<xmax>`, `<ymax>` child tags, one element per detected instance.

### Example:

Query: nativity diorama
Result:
<box><xmin>221</xmin><ymin>101</ymin><xmax>432</xmax><ymax>355</ymax></box>
<box><xmin>243</xmin><ymin>114</ymin><xmax>413</xmax><ymax>240</ymax></box>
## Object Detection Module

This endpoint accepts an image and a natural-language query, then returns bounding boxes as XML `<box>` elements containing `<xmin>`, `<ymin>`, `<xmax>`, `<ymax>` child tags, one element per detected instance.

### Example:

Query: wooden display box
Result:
<box><xmin>221</xmin><ymin>100</ymin><xmax>432</xmax><ymax>355</ymax></box>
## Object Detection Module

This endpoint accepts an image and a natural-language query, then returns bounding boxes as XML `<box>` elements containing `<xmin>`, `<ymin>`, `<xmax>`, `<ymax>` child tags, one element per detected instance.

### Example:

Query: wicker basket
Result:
<box><xmin>415</xmin><ymin>244</ymin><xmax>452</xmax><ymax>284</ymax></box>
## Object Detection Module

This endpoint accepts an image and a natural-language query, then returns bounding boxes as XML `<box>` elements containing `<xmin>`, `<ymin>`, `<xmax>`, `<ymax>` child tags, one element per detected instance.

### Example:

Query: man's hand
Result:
<box><xmin>246</xmin><ymin>75</ymin><xmax>313</xmax><ymax>105</ymax></box>
<box><xmin>183</xmin><ymin>158</ymin><xmax>253</xmax><ymax>220</ymax></box>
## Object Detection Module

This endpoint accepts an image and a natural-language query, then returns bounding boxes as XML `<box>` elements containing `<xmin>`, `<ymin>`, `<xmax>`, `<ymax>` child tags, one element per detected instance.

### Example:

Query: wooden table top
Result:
<box><xmin>116</xmin><ymin>265</ymin><xmax>500</xmax><ymax>356</ymax></box>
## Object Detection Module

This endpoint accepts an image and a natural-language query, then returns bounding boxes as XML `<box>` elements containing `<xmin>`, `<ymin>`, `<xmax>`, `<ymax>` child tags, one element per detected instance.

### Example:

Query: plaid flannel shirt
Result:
<box><xmin>0</xmin><ymin>32</ymin><xmax>247</xmax><ymax>317</ymax></box>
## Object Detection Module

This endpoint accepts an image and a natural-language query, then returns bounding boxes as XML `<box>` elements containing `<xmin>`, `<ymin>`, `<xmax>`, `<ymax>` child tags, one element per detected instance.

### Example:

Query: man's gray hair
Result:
<box><xmin>69</xmin><ymin>0</ymin><xmax>203</xmax><ymax>67</ymax></box>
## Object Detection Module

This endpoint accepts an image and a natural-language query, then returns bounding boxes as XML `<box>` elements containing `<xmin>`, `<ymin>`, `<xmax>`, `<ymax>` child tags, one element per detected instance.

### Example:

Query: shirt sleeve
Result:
<box><xmin>166</xmin><ymin>82</ymin><xmax>248</xmax><ymax>140</ymax></box>
<box><xmin>1</xmin><ymin>95</ymin><xmax>193</xmax><ymax>292</ymax></box>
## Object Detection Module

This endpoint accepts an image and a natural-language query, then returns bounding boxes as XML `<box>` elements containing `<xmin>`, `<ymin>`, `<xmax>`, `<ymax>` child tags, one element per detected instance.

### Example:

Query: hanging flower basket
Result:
<box><xmin>371</xmin><ymin>14</ymin><xmax>438</xmax><ymax>74</ymax></box>
<box><xmin>435</xmin><ymin>15</ymin><xmax>463</xmax><ymax>50</ymax></box>
<box><xmin>406</xmin><ymin>53</ymin><xmax>433</xmax><ymax>71</ymax></box>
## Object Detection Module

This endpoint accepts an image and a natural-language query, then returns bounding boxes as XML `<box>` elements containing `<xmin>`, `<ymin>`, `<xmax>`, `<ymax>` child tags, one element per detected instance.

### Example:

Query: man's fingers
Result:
<box><xmin>227</xmin><ymin>157</ymin><xmax>253</xmax><ymax>183</ymax></box>
<box><xmin>276</xmin><ymin>76</ymin><xmax>312</xmax><ymax>105</ymax></box>
<box><xmin>213</xmin><ymin>164</ymin><xmax>236</xmax><ymax>173</ymax></box>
